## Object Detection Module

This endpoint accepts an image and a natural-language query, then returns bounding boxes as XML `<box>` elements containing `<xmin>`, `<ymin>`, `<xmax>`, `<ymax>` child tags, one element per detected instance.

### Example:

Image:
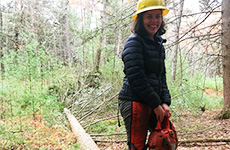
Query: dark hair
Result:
<box><xmin>131</xmin><ymin>11</ymin><xmax>166</xmax><ymax>37</ymax></box>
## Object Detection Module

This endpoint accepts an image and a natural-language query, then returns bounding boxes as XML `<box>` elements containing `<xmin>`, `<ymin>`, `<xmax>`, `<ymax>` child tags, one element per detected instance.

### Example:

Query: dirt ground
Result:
<box><xmin>98</xmin><ymin>109</ymin><xmax>230</xmax><ymax>150</ymax></box>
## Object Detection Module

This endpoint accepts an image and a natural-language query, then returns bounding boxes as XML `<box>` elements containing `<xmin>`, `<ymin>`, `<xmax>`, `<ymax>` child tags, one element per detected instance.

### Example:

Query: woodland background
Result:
<box><xmin>0</xmin><ymin>0</ymin><xmax>229</xmax><ymax>149</ymax></box>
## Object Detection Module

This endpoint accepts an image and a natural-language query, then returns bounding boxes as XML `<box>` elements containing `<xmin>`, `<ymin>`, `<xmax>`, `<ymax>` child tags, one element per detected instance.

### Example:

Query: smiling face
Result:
<box><xmin>143</xmin><ymin>9</ymin><xmax>162</xmax><ymax>38</ymax></box>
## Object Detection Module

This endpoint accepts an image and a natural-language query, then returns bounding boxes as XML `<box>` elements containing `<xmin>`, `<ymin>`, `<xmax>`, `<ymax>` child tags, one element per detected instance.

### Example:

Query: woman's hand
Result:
<box><xmin>162</xmin><ymin>103</ymin><xmax>171</xmax><ymax>118</ymax></box>
<box><xmin>154</xmin><ymin>105</ymin><xmax>165</xmax><ymax>122</ymax></box>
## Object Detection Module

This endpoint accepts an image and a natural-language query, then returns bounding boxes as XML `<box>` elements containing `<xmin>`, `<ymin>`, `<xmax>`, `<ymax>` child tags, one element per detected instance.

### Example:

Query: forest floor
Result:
<box><xmin>2</xmin><ymin>104</ymin><xmax>229</xmax><ymax>150</ymax></box>
<box><xmin>98</xmin><ymin>109</ymin><xmax>230</xmax><ymax>150</ymax></box>
<box><xmin>2</xmin><ymin>109</ymin><xmax>229</xmax><ymax>149</ymax></box>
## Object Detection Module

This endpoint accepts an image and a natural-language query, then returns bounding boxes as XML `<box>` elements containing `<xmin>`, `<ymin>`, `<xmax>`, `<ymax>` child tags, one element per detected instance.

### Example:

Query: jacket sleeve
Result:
<box><xmin>160</xmin><ymin>59</ymin><xmax>171</xmax><ymax>106</ymax></box>
<box><xmin>122</xmin><ymin>35</ymin><xmax>161</xmax><ymax>109</ymax></box>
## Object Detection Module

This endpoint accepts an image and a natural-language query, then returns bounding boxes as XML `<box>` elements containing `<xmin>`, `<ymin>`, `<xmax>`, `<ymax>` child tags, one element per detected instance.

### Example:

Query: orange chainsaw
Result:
<box><xmin>148</xmin><ymin>117</ymin><xmax>178</xmax><ymax>150</ymax></box>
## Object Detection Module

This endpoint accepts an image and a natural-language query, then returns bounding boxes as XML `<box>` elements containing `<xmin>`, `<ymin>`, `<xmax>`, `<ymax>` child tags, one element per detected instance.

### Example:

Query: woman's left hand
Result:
<box><xmin>161</xmin><ymin>103</ymin><xmax>171</xmax><ymax>118</ymax></box>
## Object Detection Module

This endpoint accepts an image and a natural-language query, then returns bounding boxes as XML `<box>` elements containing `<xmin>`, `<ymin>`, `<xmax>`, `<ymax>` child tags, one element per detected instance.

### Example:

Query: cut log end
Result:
<box><xmin>64</xmin><ymin>108</ymin><xmax>100</xmax><ymax>150</ymax></box>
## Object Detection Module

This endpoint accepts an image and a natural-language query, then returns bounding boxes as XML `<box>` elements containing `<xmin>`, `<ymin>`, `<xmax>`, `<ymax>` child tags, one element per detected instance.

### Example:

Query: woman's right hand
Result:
<box><xmin>154</xmin><ymin>105</ymin><xmax>165</xmax><ymax>122</ymax></box>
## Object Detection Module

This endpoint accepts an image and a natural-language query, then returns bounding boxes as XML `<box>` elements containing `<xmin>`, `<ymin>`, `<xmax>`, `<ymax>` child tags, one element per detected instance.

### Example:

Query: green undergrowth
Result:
<box><xmin>0</xmin><ymin>75</ymin><xmax>78</xmax><ymax>149</ymax></box>
<box><xmin>168</xmin><ymin>72</ymin><xmax>223</xmax><ymax>119</ymax></box>
<box><xmin>88</xmin><ymin>119</ymin><xmax>125</xmax><ymax>135</ymax></box>
<box><xmin>0</xmin><ymin>47</ymin><xmax>224</xmax><ymax>148</ymax></box>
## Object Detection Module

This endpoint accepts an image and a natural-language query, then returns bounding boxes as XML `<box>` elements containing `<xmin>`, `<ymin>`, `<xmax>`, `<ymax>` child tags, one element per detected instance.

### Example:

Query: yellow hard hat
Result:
<box><xmin>132</xmin><ymin>0</ymin><xmax>169</xmax><ymax>20</ymax></box>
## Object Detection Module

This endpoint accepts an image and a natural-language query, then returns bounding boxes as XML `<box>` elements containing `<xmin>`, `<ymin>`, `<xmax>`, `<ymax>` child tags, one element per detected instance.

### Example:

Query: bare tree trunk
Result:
<box><xmin>94</xmin><ymin>0</ymin><xmax>107</xmax><ymax>72</ymax></box>
<box><xmin>116</xmin><ymin>26</ymin><xmax>122</xmax><ymax>56</ymax></box>
<box><xmin>0</xmin><ymin>0</ymin><xmax>3</xmax><ymax>120</ymax></box>
<box><xmin>13</xmin><ymin>0</ymin><xmax>20</xmax><ymax>52</ymax></box>
<box><xmin>116</xmin><ymin>0</ymin><xmax>123</xmax><ymax>56</ymax></box>
<box><xmin>163</xmin><ymin>0</ymin><xmax>169</xmax><ymax>6</ymax></box>
<box><xmin>95</xmin><ymin>38</ymin><xmax>102</xmax><ymax>72</ymax></box>
<box><xmin>0</xmin><ymin>0</ymin><xmax>3</xmax><ymax>72</ymax></box>
<box><xmin>80</xmin><ymin>1</ymin><xmax>85</xmax><ymax>69</ymax></box>
<box><xmin>63</xmin><ymin>0</ymin><xmax>72</xmax><ymax>67</ymax></box>
<box><xmin>171</xmin><ymin>0</ymin><xmax>184</xmax><ymax>80</ymax></box>
<box><xmin>220</xmin><ymin>0</ymin><xmax>230</xmax><ymax>119</ymax></box>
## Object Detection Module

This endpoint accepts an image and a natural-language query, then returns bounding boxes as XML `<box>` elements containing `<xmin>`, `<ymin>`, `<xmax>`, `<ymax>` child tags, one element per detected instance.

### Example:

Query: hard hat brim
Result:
<box><xmin>132</xmin><ymin>6</ymin><xmax>169</xmax><ymax>20</ymax></box>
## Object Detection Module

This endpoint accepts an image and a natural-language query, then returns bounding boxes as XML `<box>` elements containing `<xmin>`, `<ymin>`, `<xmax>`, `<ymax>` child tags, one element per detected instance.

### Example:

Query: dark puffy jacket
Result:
<box><xmin>118</xmin><ymin>33</ymin><xmax>171</xmax><ymax>109</ymax></box>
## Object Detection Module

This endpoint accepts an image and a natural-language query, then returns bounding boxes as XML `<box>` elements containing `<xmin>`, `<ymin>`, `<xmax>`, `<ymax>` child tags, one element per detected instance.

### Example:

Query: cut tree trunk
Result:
<box><xmin>64</xmin><ymin>108</ymin><xmax>100</xmax><ymax>150</ymax></box>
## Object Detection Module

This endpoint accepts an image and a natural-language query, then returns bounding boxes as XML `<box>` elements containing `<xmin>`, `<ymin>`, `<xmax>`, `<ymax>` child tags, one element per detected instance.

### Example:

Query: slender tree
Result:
<box><xmin>94</xmin><ymin>0</ymin><xmax>107</xmax><ymax>72</ymax></box>
<box><xmin>0</xmin><ymin>0</ymin><xmax>3</xmax><ymax>72</ymax></box>
<box><xmin>171</xmin><ymin>0</ymin><xmax>184</xmax><ymax>80</ymax></box>
<box><xmin>220</xmin><ymin>0</ymin><xmax>230</xmax><ymax>119</ymax></box>
<box><xmin>62</xmin><ymin>0</ymin><xmax>72</xmax><ymax>67</ymax></box>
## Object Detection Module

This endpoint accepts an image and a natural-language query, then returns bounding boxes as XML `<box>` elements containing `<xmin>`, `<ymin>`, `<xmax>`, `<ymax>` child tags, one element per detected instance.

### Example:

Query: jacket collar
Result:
<box><xmin>154</xmin><ymin>35</ymin><xmax>167</xmax><ymax>45</ymax></box>
<box><xmin>137</xmin><ymin>33</ymin><xmax>166</xmax><ymax>45</ymax></box>
<box><xmin>132</xmin><ymin>33</ymin><xmax>167</xmax><ymax>45</ymax></box>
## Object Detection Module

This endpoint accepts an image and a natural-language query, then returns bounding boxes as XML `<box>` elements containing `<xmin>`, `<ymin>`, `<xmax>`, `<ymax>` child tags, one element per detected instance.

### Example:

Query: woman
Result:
<box><xmin>118</xmin><ymin>0</ymin><xmax>171</xmax><ymax>149</ymax></box>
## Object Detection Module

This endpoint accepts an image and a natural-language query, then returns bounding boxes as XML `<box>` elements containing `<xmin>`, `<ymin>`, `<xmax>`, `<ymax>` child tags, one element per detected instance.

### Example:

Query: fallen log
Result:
<box><xmin>93</xmin><ymin>138</ymin><xmax>230</xmax><ymax>145</ymax></box>
<box><xmin>179</xmin><ymin>138</ymin><xmax>230</xmax><ymax>144</ymax></box>
<box><xmin>64</xmin><ymin>108</ymin><xmax>100</xmax><ymax>150</ymax></box>
<box><xmin>178</xmin><ymin>125</ymin><xmax>217</xmax><ymax>136</ymax></box>
<box><xmin>94</xmin><ymin>139</ymin><xmax>127</xmax><ymax>143</ymax></box>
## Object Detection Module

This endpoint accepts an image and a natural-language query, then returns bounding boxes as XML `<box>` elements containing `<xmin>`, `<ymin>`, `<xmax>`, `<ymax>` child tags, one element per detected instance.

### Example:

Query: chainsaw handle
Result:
<box><xmin>155</xmin><ymin>121</ymin><xmax>161</xmax><ymax>130</ymax></box>
<box><xmin>155</xmin><ymin>117</ymin><xmax>170</xmax><ymax>130</ymax></box>
<box><xmin>164</xmin><ymin>117</ymin><xmax>170</xmax><ymax>129</ymax></box>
